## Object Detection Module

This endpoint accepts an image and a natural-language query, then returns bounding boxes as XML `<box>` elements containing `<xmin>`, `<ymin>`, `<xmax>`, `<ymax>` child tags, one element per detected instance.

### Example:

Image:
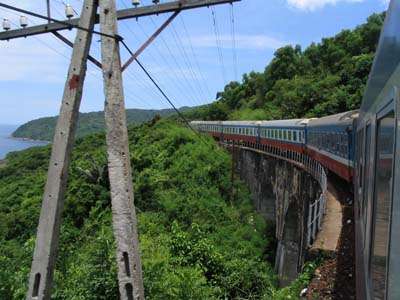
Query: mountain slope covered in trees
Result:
<box><xmin>0</xmin><ymin>120</ymin><xmax>315</xmax><ymax>299</ymax></box>
<box><xmin>12</xmin><ymin>108</ymin><xmax>183</xmax><ymax>141</ymax></box>
<box><xmin>186</xmin><ymin>13</ymin><xmax>384</xmax><ymax>121</ymax></box>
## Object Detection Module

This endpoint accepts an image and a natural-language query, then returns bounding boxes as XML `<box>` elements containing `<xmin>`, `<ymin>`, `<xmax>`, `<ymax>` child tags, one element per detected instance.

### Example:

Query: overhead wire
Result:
<box><xmin>120</xmin><ymin>39</ymin><xmax>207</xmax><ymax>142</ymax></box>
<box><xmin>179</xmin><ymin>14</ymin><xmax>213</xmax><ymax>101</ymax></box>
<box><xmin>140</xmin><ymin>16</ymin><xmax>203</xmax><ymax>107</ymax></box>
<box><xmin>119</xmin><ymin>0</ymin><xmax>200</xmax><ymax>108</ymax></box>
<box><xmin>210</xmin><ymin>6</ymin><xmax>227</xmax><ymax>85</ymax></box>
<box><xmin>0</xmin><ymin>9</ymin><xmax>150</xmax><ymax>111</ymax></box>
<box><xmin>229</xmin><ymin>4</ymin><xmax>238</xmax><ymax>82</ymax></box>
<box><xmin>169</xmin><ymin>22</ymin><xmax>208</xmax><ymax>104</ymax></box>
<box><xmin>0</xmin><ymin>1</ymin><xmax>219</xmax><ymax>143</ymax></box>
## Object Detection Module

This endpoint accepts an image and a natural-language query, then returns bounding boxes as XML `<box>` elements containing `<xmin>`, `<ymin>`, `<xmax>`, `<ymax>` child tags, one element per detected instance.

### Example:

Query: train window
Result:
<box><xmin>279</xmin><ymin>130</ymin><xmax>282</xmax><ymax>140</ymax></box>
<box><xmin>283</xmin><ymin>130</ymin><xmax>287</xmax><ymax>140</ymax></box>
<box><xmin>288</xmin><ymin>131</ymin><xmax>292</xmax><ymax>141</ymax></box>
<box><xmin>370</xmin><ymin>110</ymin><xmax>395</xmax><ymax>299</ymax></box>
<box><xmin>363</xmin><ymin>125</ymin><xmax>373</xmax><ymax>255</ymax></box>
<box><xmin>293</xmin><ymin>131</ymin><xmax>297</xmax><ymax>142</ymax></box>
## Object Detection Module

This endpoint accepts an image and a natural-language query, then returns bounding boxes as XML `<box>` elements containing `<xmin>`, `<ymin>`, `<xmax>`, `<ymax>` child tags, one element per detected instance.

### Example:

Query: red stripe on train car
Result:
<box><xmin>306</xmin><ymin>147</ymin><xmax>353</xmax><ymax>182</ymax></box>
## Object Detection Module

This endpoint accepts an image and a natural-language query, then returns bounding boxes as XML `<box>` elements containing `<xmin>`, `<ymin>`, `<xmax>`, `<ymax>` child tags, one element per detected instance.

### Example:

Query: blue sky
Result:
<box><xmin>0</xmin><ymin>0</ymin><xmax>388</xmax><ymax>125</ymax></box>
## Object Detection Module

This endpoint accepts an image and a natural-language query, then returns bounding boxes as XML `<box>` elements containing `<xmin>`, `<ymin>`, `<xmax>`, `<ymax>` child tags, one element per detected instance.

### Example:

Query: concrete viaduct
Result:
<box><xmin>221</xmin><ymin>139</ymin><xmax>330</xmax><ymax>286</ymax></box>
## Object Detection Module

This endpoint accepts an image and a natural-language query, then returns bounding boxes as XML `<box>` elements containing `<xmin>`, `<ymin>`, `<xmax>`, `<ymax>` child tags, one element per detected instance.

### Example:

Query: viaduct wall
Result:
<box><xmin>233</xmin><ymin>147</ymin><xmax>321</xmax><ymax>286</ymax></box>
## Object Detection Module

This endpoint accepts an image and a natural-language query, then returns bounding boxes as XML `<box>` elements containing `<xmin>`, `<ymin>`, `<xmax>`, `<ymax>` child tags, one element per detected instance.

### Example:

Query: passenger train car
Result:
<box><xmin>354</xmin><ymin>1</ymin><xmax>400</xmax><ymax>299</ymax></box>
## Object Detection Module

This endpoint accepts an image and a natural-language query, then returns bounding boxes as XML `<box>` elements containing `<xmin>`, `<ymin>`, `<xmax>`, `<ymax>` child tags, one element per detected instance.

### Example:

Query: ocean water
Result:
<box><xmin>0</xmin><ymin>124</ymin><xmax>48</xmax><ymax>159</ymax></box>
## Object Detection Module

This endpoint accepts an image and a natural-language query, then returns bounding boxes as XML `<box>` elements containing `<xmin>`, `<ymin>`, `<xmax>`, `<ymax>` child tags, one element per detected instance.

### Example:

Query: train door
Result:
<box><xmin>369</xmin><ymin>94</ymin><xmax>396</xmax><ymax>300</ymax></box>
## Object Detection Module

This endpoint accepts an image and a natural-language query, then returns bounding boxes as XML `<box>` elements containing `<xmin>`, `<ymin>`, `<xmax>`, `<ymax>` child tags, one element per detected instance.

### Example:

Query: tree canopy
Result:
<box><xmin>185</xmin><ymin>12</ymin><xmax>384</xmax><ymax>121</ymax></box>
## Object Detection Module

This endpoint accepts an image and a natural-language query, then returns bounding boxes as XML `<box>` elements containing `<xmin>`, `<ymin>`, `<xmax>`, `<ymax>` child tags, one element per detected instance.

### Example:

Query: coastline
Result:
<box><xmin>9</xmin><ymin>135</ymin><xmax>50</xmax><ymax>144</ymax></box>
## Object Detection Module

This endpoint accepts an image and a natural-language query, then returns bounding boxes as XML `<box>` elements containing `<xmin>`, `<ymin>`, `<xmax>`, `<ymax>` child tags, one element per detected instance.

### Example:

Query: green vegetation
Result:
<box><xmin>185</xmin><ymin>13</ymin><xmax>384</xmax><ymax>121</ymax></box>
<box><xmin>12</xmin><ymin>108</ymin><xmax>185</xmax><ymax>141</ymax></box>
<box><xmin>0</xmin><ymin>120</ymin><xmax>315</xmax><ymax>299</ymax></box>
<box><xmin>1</xmin><ymin>10</ymin><xmax>380</xmax><ymax>299</ymax></box>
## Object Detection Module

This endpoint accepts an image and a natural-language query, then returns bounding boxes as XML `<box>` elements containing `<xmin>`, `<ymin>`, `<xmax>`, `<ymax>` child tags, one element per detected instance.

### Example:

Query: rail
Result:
<box><xmin>220</xmin><ymin>139</ymin><xmax>327</xmax><ymax>247</ymax></box>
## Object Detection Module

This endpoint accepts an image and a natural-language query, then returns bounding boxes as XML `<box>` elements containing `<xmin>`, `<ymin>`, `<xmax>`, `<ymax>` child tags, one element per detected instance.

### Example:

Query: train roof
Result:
<box><xmin>360</xmin><ymin>1</ymin><xmax>400</xmax><ymax>114</ymax></box>
<box><xmin>308</xmin><ymin>110</ymin><xmax>359</xmax><ymax>127</ymax></box>
<box><xmin>191</xmin><ymin>119</ymin><xmax>309</xmax><ymax>127</ymax></box>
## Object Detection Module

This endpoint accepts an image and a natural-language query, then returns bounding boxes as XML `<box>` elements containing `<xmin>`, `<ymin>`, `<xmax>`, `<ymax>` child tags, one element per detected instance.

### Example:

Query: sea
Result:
<box><xmin>0</xmin><ymin>124</ymin><xmax>48</xmax><ymax>160</ymax></box>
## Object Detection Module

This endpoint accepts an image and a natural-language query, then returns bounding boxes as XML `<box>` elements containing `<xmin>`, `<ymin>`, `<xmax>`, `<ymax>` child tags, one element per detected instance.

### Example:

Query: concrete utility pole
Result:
<box><xmin>99</xmin><ymin>0</ymin><xmax>144</xmax><ymax>299</ymax></box>
<box><xmin>26</xmin><ymin>0</ymin><xmax>97</xmax><ymax>299</ymax></box>
<box><xmin>0</xmin><ymin>0</ymin><xmax>241</xmax><ymax>299</ymax></box>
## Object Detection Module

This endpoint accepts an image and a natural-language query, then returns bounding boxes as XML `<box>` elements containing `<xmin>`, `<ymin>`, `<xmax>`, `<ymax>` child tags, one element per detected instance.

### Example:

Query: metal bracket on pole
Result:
<box><xmin>26</xmin><ymin>0</ymin><xmax>97</xmax><ymax>299</ymax></box>
<box><xmin>122</xmin><ymin>10</ymin><xmax>180</xmax><ymax>72</ymax></box>
<box><xmin>99</xmin><ymin>0</ymin><xmax>145</xmax><ymax>299</ymax></box>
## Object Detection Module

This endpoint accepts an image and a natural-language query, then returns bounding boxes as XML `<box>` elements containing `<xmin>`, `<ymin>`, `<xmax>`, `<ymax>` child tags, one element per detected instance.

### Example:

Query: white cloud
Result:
<box><xmin>190</xmin><ymin>34</ymin><xmax>287</xmax><ymax>50</ymax></box>
<box><xmin>286</xmin><ymin>0</ymin><xmax>364</xmax><ymax>11</ymax></box>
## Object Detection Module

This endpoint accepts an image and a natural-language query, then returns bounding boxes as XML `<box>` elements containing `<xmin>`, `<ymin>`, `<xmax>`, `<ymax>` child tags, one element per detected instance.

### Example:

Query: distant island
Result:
<box><xmin>12</xmin><ymin>107</ymin><xmax>191</xmax><ymax>141</ymax></box>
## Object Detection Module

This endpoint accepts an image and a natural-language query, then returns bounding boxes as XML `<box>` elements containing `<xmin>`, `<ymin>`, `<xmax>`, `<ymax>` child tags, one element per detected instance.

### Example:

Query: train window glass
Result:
<box><xmin>283</xmin><ymin>130</ymin><xmax>287</xmax><ymax>140</ymax></box>
<box><xmin>279</xmin><ymin>130</ymin><xmax>282</xmax><ymax>139</ymax></box>
<box><xmin>363</xmin><ymin>125</ymin><xmax>372</xmax><ymax>250</ymax></box>
<box><xmin>370</xmin><ymin>111</ymin><xmax>395</xmax><ymax>299</ymax></box>
<box><xmin>294</xmin><ymin>131</ymin><xmax>297</xmax><ymax>141</ymax></box>
<box><xmin>288</xmin><ymin>131</ymin><xmax>292</xmax><ymax>141</ymax></box>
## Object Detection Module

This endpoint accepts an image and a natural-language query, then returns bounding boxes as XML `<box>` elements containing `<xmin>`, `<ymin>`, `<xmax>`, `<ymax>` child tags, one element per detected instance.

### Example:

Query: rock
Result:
<box><xmin>300</xmin><ymin>288</ymin><xmax>308</xmax><ymax>297</ymax></box>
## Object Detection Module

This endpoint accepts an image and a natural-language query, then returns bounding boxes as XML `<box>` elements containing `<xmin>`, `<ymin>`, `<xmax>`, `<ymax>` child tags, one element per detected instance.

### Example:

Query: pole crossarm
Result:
<box><xmin>122</xmin><ymin>10</ymin><xmax>180</xmax><ymax>72</ymax></box>
<box><xmin>0</xmin><ymin>0</ymin><xmax>240</xmax><ymax>41</ymax></box>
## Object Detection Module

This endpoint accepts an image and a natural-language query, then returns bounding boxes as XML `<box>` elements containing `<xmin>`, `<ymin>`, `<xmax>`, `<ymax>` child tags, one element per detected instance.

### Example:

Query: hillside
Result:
<box><xmin>12</xmin><ymin>108</ymin><xmax>183</xmax><ymax>141</ymax></box>
<box><xmin>185</xmin><ymin>12</ymin><xmax>384</xmax><ymax>121</ymax></box>
<box><xmin>0</xmin><ymin>119</ymin><xmax>316</xmax><ymax>299</ymax></box>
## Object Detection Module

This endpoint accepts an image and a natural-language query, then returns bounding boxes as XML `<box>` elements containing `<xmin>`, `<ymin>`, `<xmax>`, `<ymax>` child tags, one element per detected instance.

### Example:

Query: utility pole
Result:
<box><xmin>0</xmin><ymin>1</ymin><xmax>241</xmax><ymax>299</ymax></box>
<box><xmin>26</xmin><ymin>0</ymin><xmax>97</xmax><ymax>299</ymax></box>
<box><xmin>99</xmin><ymin>0</ymin><xmax>144</xmax><ymax>298</ymax></box>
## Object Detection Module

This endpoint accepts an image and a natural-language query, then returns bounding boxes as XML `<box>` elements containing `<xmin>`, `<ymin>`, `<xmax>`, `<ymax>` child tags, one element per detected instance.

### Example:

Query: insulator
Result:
<box><xmin>2</xmin><ymin>18</ymin><xmax>10</xmax><ymax>31</ymax></box>
<box><xmin>132</xmin><ymin>0</ymin><xmax>140</xmax><ymax>6</ymax></box>
<box><xmin>153</xmin><ymin>0</ymin><xmax>160</xmax><ymax>4</ymax></box>
<box><xmin>20</xmin><ymin>15</ymin><xmax>28</xmax><ymax>28</ymax></box>
<box><xmin>65</xmin><ymin>4</ymin><xmax>74</xmax><ymax>19</ymax></box>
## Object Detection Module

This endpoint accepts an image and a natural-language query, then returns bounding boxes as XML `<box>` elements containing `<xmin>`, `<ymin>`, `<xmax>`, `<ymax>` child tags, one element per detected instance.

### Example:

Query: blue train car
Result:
<box><xmin>354</xmin><ymin>1</ymin><xmax>400</xmax><ymax>299</ymax></box>
<box><xmin>306</xmin><ymin>111</ymin><xmax>358</xmax><ymax>181</ymax></box>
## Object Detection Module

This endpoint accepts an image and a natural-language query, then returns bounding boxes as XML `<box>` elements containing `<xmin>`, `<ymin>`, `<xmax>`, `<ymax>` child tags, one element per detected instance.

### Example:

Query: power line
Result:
<box><xmin>179</xmin><ymin>15</ymin><xmax>213</xmax><ymax>101</ymax></box>
<box><xmin>230</xmin><ymin>4</ymin><xmax>238</xmax><ymax>82</ymax></box>
<box><xmin>210</xmin><ymin>6</ymin><xmax>227</xmax><ymax>84</ymax></box>
<box><xmin>120</xmin><ymin>39</ymin><xmax>205</xmax><ymax>140</ymax></box>
<box><xmin>169</xmin><ymin>23</ymin><xmax>207</xmax><ymax>104</ymax></box>
<box><xmin>142</xmin><ymin>17</ymin><xmax>203</xmax><ymax>107</ymax></box>
<box><xmin>119</xmin><ymin>0</ymin><xmax>200</xmax><ymax>108</ymax></box>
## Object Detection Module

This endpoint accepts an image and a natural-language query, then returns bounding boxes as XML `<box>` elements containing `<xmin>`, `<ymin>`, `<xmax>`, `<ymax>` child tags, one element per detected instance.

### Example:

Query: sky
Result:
<box><xmin>0</xmin><ymin>0</ymin><xmax>389</xmax><ymax>125</ymax></box>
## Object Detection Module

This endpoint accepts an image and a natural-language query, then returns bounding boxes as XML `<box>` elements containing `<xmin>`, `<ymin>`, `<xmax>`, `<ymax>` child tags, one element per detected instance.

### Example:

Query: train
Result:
<box><xmin>191</xmin><ymin>110</ymin><xmax>358</xmax><ymax>182</ymax></box>
<box><xmin>191</xmin><ymin>1</ymin><xmax>400</xmax><ymax>299</ymax></box>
